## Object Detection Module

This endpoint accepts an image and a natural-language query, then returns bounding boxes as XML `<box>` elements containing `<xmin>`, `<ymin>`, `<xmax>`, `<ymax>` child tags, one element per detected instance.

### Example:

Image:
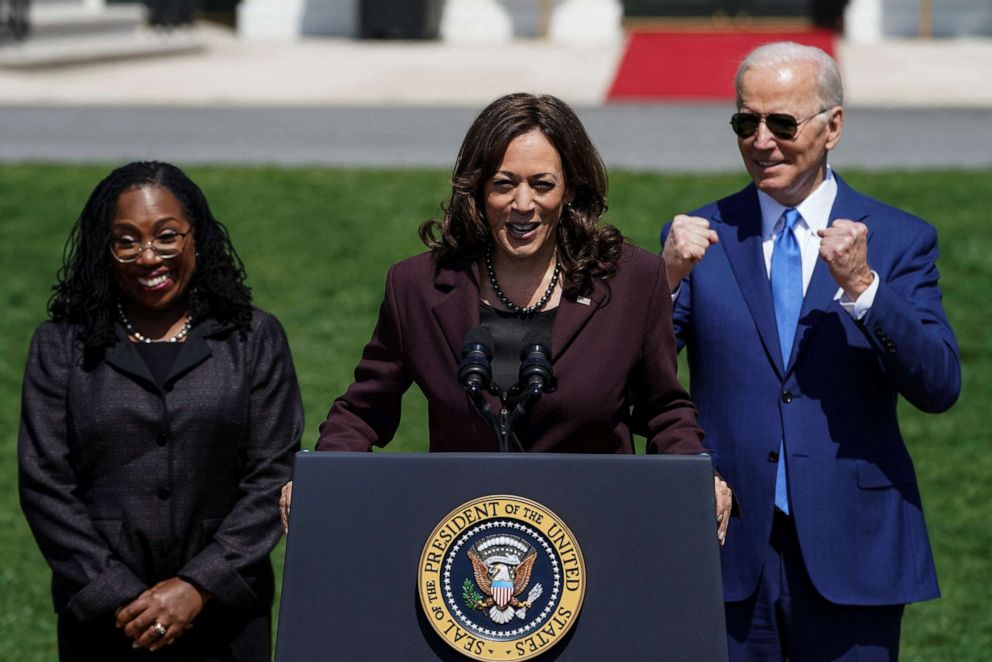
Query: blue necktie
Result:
<box><xmin>771</xmin><ymin>208</ymin><xmax>802</xmax><ymax>514</ymax></box>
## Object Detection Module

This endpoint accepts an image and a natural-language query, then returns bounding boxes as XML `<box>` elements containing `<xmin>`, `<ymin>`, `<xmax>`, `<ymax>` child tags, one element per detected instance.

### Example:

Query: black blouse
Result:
<box><xmin>480</xmin><ymin>302</ymin><xmax>557</xmax><ymax>396</ymax></box>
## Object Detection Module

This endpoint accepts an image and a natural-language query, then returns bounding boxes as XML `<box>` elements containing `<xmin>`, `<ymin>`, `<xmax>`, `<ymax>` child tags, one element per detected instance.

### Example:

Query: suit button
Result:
<box><xmin>156</xmin><ymin>432</ymin><xmax>168</xmax><ymax>446</ymax></box>
<box><xmin>768</xmin><ymin>451</ymin><xmax>779</xmax><ymax>462</ymax></box>
<box><xmin>157</xmin><ymin>488</ymin><xmax>170</xmax><ymax>500</ymax></box>
<box><xmin>781</xmin><ymin>391</ymin><xmax>793</xmax><ymax>404</ymax></box>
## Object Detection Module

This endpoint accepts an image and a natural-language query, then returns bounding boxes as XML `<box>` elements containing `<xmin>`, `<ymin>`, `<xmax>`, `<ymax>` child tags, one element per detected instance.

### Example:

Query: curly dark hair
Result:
<box><xmin>419</xmin><ymin>93</ymin><xmax>624</xmax><ymax>295</ymax></box>
<box><xmin>49</xmin><ymin>161</ymin><xmax>253</xmax><ymax>349</ymax></box>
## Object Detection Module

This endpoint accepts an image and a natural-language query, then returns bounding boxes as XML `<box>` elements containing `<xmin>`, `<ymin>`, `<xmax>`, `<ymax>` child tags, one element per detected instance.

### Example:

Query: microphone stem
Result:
<box><xmin>497</xmin><ymin>406</ymin><xmax>511</xmax><ymax>453</ymax></box>
<box><xmin>466</xmin><ymin>386</ymin><xmax>497</xmax><ymax>431</ymax></box>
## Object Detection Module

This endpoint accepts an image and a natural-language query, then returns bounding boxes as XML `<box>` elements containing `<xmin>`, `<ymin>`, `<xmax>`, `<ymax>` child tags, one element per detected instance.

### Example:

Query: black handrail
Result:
<box><xmin>0</xmin><ymin>0</ymin><xmax>30</xmax><ymax>43</ymax></box>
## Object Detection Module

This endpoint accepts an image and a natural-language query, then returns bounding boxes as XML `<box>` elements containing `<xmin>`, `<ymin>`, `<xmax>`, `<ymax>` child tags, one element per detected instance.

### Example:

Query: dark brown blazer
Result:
<box><xmin>18</xmin><ymin>310</ymin><xmax>303</xmax><ymax>623</ymax></box>
<box><xmin>318</xmin><ymin>244</ymin><xmax>703</xmax><ymax>455</ymax></box>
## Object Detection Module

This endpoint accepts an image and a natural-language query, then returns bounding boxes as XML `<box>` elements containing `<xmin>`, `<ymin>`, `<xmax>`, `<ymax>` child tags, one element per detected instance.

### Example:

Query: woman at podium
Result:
<box><xmin>18</xmin><ymin>162</ymin><xmax>303</xmax><ymax>660</ymax></box>
<box><xmin>308</xmin><ymin>93</ymin><xmax>730</xmax><ymax>534</ymax></box>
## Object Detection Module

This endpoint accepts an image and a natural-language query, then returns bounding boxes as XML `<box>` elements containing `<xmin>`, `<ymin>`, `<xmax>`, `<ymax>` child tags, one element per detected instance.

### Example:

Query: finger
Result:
<box><xmin>674</xmin><ymin>221</ymin><xmax>712</xmax><ymax>241</ymax></box>
<box><xmin>280</xmin><ymin>481</ymin><xmax>293</xmax><ymax>534</ymax></box>
<box><xmin>672</xmin><ymin>216</ymin><xmax>714</xmax><ymax>237</ymax></box>
<box><xmin>148</xmin><ymin>623</ymin><xmax>179</xmax><ymax>652</ymax></box>
<box><xmin>821</xmin><ymin>220</ymin><xmax>867</xmax><ymax>241</ymax></box>
<box><xmin>121</xmin><ymin>608</ymin><xmax>155</xmax><ymax>639</ymax></box>
<box><xmin>672</xmin><ymin>213</ymin><xmax>707</xmax><ymax>226</ymax></box>
<box><xmin>678</xmin><ymin>243</ymin><xmax>708</xmax><ymax>263</ymax></box>
<box><xmin>818</xmin><ymin>236</ymin><xmax>851</xmax><ymax>262</ymax></box>
<box><xmin>132</xmin><ymin>622</ymin><xmax>166</xmax><ymax>650</ymax></box>
<box><xmin>116</xmin><ymin>598</ymin><xmax>148</xmax><ymax>629</ymax></box>
<box><xmin>713</xmin><ymin>477</ymin><xmax>726</xmax><ymax>516</ymax></box>
<box><xmin>675</xmin><ymin>232</ymin><xmax>716</xmax><ymax>261</ymax></box>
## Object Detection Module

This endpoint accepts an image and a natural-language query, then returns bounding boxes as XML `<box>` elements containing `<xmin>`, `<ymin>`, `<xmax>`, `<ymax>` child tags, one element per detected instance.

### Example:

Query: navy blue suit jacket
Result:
<box><xmin>662</xmin><ymin>174</ymin><xmax>960</xmax><ymax>605</ymax></box>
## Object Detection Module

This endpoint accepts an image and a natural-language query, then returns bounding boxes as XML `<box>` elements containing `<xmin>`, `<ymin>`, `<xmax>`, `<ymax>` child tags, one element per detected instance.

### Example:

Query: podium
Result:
<box><xmin>276</xmin><ymin>452</ymin><xmax>728</xmax><ymax>661</ymax></box>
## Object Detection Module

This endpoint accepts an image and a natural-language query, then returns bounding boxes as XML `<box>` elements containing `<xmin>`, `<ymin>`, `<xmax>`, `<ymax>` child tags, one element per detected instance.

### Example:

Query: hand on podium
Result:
<box><xmin>280</xmin><ymin>481</ymin><xmax>293</xmax><ymax>534</ymax></box>
<box><xmin>715</xmin><ymin>476</ymin><xmax>732</xmax><ymax>546</ymax></box>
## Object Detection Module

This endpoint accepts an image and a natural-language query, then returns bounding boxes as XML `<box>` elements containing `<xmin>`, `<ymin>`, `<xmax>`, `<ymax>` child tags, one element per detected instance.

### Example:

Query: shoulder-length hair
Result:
<box><xmin>419</xmin><ymin>93</ymin><xmax>623</xmax><ymax>295</ymax></box>
<box><xmin>49</xmin><ymin>161</ymin><xmax>252</xmax><ymax>349</ymax></box>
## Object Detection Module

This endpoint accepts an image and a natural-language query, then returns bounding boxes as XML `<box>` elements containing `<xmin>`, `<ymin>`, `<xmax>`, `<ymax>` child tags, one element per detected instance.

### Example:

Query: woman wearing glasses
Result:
<box><xmin>18</xmin><ymin>161</ymin><xmax>303</xmax><ymax>660</ymax></box>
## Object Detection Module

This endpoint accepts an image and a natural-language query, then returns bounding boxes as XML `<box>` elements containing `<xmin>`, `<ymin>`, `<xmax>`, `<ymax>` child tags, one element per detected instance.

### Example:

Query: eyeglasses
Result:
<box><xmin>110</xmin><ymin>230</ymin><xmax>191</xmax><ymax>263</ymax></box>
<box><xmin>730</xmin><ymin>108</ymin><xmax>830</xmax><ymax>140</ymax></box>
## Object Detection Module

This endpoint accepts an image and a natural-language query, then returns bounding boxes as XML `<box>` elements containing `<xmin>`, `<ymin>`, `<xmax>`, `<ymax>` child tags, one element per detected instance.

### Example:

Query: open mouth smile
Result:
<box><xmin>507</xmin><ymin>222</ymin><xmax>539</xmax><ymax>238</ymax></box>
<box><xmin>137</xmin><ymin>271</ymin><xmax>174</xmax><ymax>291</ymax></box>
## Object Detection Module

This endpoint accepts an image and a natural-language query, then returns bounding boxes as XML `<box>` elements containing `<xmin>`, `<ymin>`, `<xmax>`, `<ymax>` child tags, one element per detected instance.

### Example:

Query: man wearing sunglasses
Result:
<box><xmin>661</xmin><ymin>42</ymin><xmax>960</xmax><ymax>661</ymax></box>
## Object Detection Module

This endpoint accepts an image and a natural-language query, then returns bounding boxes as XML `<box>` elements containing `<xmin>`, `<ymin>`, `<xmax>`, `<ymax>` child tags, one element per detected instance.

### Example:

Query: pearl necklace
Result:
<box><xmin>485</xmin><ymin>245</ymin><xmax>561</xmax><ymax>316</ymax></box>
<box><xmin>116</xmin><ymin>301</ymin><xmax>192</xmax><ymax>343</ymax></box>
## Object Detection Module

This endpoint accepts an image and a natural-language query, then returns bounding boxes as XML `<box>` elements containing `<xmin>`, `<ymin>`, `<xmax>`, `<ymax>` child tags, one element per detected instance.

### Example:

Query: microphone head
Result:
<box><xmin>463</xmin><ymin>327</ymin><xmax>495</xmax><ymax>357</ymax></box>
<box><xmin>518</xmin><ymin>330</ymin><xmax>554</xmax><ymax>393</ymax></box>
<box><xmin>519</xmin><ymin>330</ymin><xmax>551</xmax><ymax>358</ymax></box>
<box><xmin>459</xmin><ymin>327</ymin><xmax>494</xmax><ymax>392</ymax></box>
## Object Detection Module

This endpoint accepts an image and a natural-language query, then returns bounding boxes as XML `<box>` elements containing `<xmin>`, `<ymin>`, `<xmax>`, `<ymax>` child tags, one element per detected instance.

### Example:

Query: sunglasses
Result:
<box><xmin>730</xmin><ymin>108</ymin><xmax>830</xmax><ymax>140</ymax></box>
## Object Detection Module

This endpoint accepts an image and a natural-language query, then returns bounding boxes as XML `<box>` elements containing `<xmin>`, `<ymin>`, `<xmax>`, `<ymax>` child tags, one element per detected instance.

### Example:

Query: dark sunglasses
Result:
<box><xmin>730</xmin><ymin>108</ymin><xmax>830</xmax><ymax>140</ymax></box>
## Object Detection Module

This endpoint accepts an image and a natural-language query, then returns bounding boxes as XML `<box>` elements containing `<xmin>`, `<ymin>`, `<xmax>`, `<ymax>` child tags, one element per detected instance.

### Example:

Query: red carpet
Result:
<box><xmin>608</xmin><ymin>30</ymin><xmax>836</xmax><ymax>101</ymax></box>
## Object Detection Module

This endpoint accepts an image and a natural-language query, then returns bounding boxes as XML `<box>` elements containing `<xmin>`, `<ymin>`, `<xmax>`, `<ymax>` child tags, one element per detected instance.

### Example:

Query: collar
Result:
<box><xmin>758</xmin><ymin>166</ymin><xmax>838</xmax><ymax>238</ymax></box>
<box><xmin>102</xmin><ymin>315</ymin><xmax>233</xmax><ymax>390</ymax></box>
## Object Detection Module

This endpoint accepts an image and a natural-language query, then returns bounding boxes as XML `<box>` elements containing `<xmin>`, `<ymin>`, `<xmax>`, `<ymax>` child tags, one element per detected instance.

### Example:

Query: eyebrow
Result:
<box><xmin>494</xmin><ymin>170</ymin><xmax>559</xmax><ymax>179</ymax></box>
<box><xmin>111</xmin><ymin>217</ymin><xmax>185</xmax><ymax>232</ymax></box>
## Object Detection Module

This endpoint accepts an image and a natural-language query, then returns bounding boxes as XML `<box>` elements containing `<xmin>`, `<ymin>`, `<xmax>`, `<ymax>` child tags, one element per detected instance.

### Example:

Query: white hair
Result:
<box><xmin>735</xmin><ymin>41</ymin><xmax>843</xmax><ymax>110</ymax></box>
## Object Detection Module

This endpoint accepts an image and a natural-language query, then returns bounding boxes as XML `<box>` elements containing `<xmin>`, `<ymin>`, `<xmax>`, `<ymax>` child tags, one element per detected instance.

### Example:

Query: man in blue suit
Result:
<box><xmin>661</xmin><ymin>42</ymin><xmax>960</xmax><ymax>660</ymax></box>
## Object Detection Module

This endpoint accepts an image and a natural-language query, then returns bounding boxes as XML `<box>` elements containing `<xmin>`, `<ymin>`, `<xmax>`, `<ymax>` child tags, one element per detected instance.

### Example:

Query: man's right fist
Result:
<box><xmin>662</xmin><ymin>215</ymin><xmax>719</xmax><ymax>290</ymax></box>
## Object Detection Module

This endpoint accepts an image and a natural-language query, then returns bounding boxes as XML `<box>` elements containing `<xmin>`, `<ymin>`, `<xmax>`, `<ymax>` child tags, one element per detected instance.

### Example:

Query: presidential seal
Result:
<box><xmin>418</xmin><ymin>495</ymin><xmax>585</xmax><ymax>661</ymax></box>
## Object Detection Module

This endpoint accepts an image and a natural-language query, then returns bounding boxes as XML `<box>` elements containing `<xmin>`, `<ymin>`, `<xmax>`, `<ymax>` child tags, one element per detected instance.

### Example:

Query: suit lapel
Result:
<box><xmin>432</xmin><ymin>260</ymin><xmax>482</xmax><ymax>362</ymax></box>
<box><xmin>714</xmin><ymin>188</ymin><xmax>787</xmax><ymax>378</ymax></box>
<box><xmin>164</xmin><ymin>319</ymin><xmax>217</xmax><ymax>385</ymax></box>
<box><xmin>551</xmin><ymin>279</ymin><xmax>607</xmax><ymax>362</ymax></box>
<box><xmin>104</xmin><ymin>326</ymin><xmax>157</xmax><ymax>387</ymax></box>
<box><xmin>429</xmin><ymin>255</ymin><xmax>605</xmax><ymax>365</ymax></box>
<box><xmin>104</xmin><ymin>318</ymin><xmax>219</xmax><ymax>390</ymax></box>
<box><xmin>785</xmin><ymin>174</ymin><xmax>871</xmax><ymax>375</ymax></box>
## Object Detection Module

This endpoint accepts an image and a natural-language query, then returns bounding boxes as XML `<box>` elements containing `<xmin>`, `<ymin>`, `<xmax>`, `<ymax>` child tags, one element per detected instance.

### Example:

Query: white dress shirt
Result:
<box><xmin>756</xmin><ymin>167</ymin><xmax>878</xmax><ymax>320</ymax></box>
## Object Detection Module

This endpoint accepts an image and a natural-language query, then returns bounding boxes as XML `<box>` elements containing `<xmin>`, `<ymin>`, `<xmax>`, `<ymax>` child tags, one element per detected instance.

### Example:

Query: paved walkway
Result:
<box><xmin>2</xmin><ymin>104</ymin><xmax>990</xmax><ymax>171</ymax></box>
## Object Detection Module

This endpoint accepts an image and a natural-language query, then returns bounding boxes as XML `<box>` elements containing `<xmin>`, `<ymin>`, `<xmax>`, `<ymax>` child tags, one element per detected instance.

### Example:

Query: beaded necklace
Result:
<box><xmin>485</xmin><ymin>245</ymin><xmax>561</xmax><ymax>316</ymax></box>
<box><xmin>116</xmin><ymin>301</ymin><xmax>192</xmax><ymax>343</ymax></box>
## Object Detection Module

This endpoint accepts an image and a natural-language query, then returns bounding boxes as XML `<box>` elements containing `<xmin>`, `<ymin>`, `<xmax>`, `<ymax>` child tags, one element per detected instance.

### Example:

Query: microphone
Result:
<box><xmin>518</xmin><ymin>330</ymin><xmax>555</xmax><ymax>394</ymax></box>
<box><xmin>458</xmin><ymin>328</ymin><xmax>494</xmax><ymax>394</ymax></box>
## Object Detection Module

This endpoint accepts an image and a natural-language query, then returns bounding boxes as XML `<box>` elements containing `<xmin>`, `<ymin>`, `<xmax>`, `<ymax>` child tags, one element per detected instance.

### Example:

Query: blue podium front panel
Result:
<box><xmin>277</xmin><ymin>452</ymin><xmax>727</xmax><ymax>662</ymax></box>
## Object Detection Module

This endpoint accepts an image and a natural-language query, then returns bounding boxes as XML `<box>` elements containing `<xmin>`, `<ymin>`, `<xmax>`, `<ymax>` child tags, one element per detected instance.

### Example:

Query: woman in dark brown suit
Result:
<box><xmin>282</xmin><ymin>93</ymin><xmax>731</xmax><ymax>539</ymax></box>
<box><xmin>18</xmin><ymin>162</ymin><xmax>303</xmax><ymax>660</ymax></box>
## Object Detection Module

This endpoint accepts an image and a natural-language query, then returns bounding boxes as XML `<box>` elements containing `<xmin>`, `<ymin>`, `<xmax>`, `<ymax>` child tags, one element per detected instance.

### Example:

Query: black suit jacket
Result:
<box><xmin>18</xmin><ymin>309</ymin><xmax>303</xmax><ymax>620</ymax></box>
<box><xmin>318</xmin><ymin>244</ymin><xmax>704</xmax><ymax>455</ymax></box>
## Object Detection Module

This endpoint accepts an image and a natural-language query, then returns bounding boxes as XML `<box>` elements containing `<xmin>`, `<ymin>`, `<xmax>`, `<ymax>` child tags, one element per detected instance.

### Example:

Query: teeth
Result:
<box><xmin>509</xmin><ymin>223</ymin><xmax>538</xmax><ymax>233</ymax></box>
<box><xmin>138</xmin><ymin>274</ymin><xmax>169</xmax><ymax>288</ymax></box>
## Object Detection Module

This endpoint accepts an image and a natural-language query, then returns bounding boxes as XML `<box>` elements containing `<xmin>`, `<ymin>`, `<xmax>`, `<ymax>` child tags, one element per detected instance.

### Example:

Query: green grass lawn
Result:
<box><xmin>1</xmin><ymin>164</ymin><xmax>988</xmax><ymax>660</ymax></box>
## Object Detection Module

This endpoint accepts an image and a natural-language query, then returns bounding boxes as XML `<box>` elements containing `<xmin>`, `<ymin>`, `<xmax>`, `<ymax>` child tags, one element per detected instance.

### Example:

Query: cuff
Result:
<box><xmin>838</xmin><ymin>270</ymin><xmax>879</xmax><ymax>321</ymax></box>
<box><xmin>66</xmin><ymin>564</ymin><xmax>146</xmax><ymax>620</ymax></box>
<box><xmin>178</xmin><ymin>543</ymin><xmax>257</xmax><ymax>609</ymax></box>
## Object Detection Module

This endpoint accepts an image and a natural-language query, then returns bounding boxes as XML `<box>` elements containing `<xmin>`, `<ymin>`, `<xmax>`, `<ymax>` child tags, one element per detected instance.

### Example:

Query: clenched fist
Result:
<box><xmin>817</xmin><ymin>219</ymin><xmax>874</xmax><ymax>299</ymax></box>
<box><xmin>662</xmin><ymin>215</ymin><xmax>719</xmax><ymax>291</ymax></box>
